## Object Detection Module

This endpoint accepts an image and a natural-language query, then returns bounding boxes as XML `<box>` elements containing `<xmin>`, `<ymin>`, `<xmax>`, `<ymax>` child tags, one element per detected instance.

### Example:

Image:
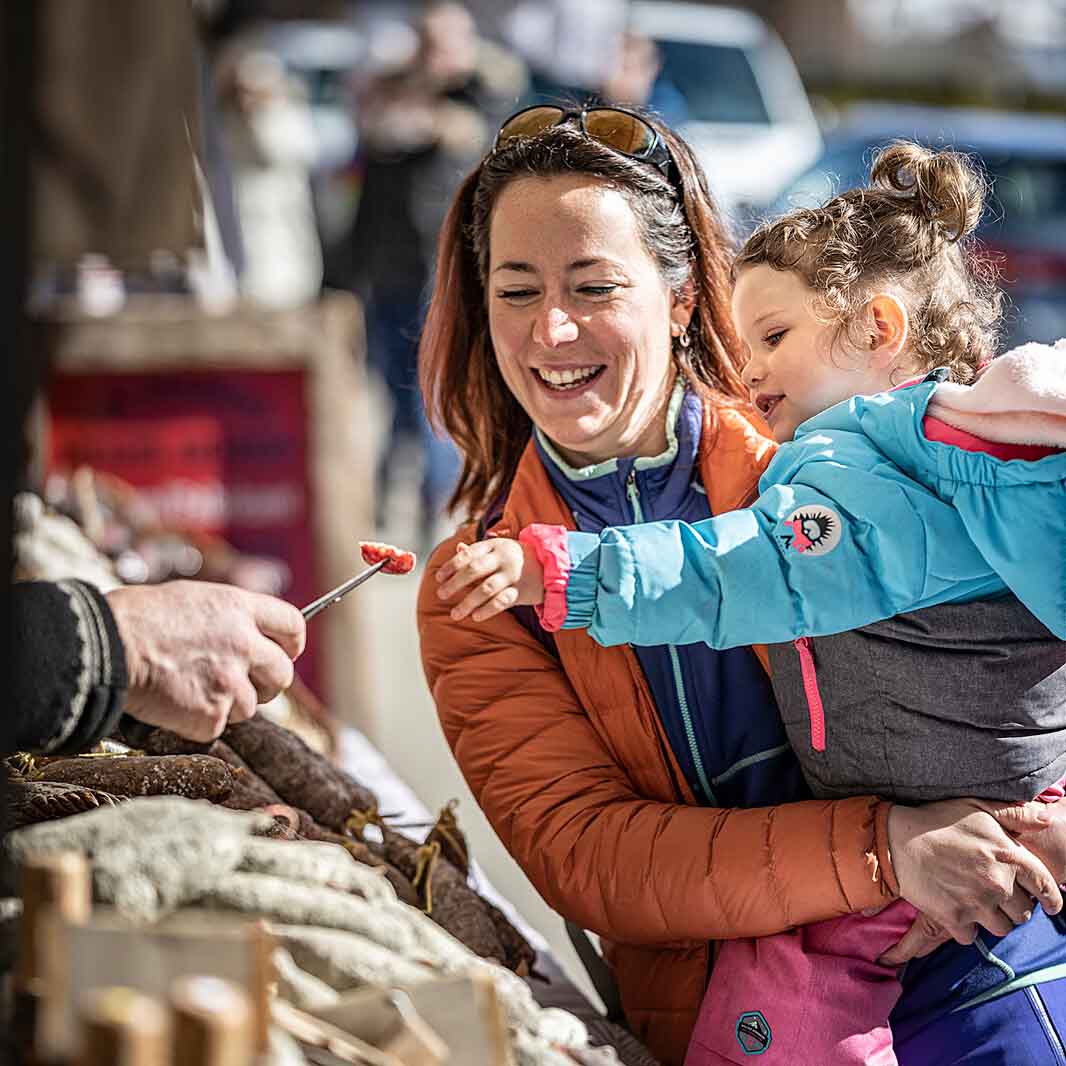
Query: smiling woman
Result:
<box><xmin>412</xmin><ymin>110</ymin><xmax>1066</xmax><ymax>1066</ymax></box>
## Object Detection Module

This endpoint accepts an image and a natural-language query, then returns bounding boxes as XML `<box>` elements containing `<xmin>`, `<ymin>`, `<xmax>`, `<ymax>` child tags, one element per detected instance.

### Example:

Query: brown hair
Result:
<box><xmin>418</xmin><ymin>115</ymin><xmax>746</xmax><ymax>520</ymax></box>
<box><xmin>735</xmin><ymin>140</ymin><xmax>1002</xmax><ymax>383</ymax></box>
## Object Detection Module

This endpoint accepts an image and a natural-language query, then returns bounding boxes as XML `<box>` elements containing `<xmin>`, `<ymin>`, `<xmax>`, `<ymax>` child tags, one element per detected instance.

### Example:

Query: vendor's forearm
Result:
<box><xmin>9</xmin><ymin>580</ymin><xmax>128</xmax><ymax>755</ymax></box>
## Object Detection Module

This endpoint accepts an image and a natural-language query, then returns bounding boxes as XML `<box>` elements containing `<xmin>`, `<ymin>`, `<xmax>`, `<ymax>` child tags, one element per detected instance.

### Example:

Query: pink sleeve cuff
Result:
<box><xmin>1037</xmin><ymin>776</ymin><xmax>1066</xmax><ymax>804</ymax></box>
<box><xmin>518</xmin><ymin>524</ymin><xmax>571</xmax><ymax>632</ymax></box>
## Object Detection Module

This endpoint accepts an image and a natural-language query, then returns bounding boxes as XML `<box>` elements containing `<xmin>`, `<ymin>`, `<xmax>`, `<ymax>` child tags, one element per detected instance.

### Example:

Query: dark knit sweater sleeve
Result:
<box><xmin>10</xmin><ymin>581</ymin><xmax>129</xmax><ymax>755</ymax></box>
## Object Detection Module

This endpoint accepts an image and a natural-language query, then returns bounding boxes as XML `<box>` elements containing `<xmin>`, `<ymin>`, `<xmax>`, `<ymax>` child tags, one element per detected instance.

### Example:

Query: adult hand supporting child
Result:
<box><xmin>996</xmin><ymin>792</ymin><xmax>1066</xmax><ymax>888</ymax></box>
<box><xmin>883</xmin><ymin>797</ymin><xmax>1063</xmax><ymax>964</ymax></box>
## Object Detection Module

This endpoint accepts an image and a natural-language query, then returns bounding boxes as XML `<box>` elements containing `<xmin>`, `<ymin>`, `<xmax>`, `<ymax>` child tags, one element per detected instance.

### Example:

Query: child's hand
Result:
<box><xmin>435</xmin><ymin>539</ymin><xmax>545</xmax><ymax>622</ymax></box>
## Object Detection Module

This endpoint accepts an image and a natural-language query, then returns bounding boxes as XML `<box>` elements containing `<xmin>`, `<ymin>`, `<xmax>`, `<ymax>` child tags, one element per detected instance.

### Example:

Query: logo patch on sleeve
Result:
<box><xmin>780</xmin><ymin>505</ymin><xmax>842</xmax><ymax>556</ymax></box>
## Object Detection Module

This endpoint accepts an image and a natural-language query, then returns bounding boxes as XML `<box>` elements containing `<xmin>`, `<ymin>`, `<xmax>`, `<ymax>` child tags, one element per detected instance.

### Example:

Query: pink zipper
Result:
<box><xmin>794</xmin><ymin>637</ymin><xmax>826</xmax><ymax>752</ymax></box>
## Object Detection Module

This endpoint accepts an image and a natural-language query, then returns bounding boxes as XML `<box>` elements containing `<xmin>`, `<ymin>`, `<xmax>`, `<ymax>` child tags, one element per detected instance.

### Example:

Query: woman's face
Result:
<box><xmin>487</xmin><ymin>174</ymin><xmax>691</xmax><ymax>466</ymax></box>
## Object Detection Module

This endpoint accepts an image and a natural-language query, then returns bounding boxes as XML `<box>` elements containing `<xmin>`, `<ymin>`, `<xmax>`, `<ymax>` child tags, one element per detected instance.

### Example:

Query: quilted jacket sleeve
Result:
<box><xmin>561</xmin><ymin>428</ymin><xmax>1005</xmax><ymax>649</ymax></box>
<box><xmin>419</xmin><ymin>535</ymin><xmax>895</xmax><ymax>945</ymax></box>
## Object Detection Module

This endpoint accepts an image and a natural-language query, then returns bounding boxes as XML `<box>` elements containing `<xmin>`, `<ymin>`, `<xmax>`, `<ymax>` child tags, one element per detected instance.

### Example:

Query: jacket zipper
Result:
<box><xmin>626</xmin><ymin>469</ymin><xmax>718</xmax><ymax>805</ymax></box>
<box><xmin>794</xmin><ymin>637</ymin><xmax>826</xmax><ymax>752</ymax></box>
<box><xmin>1030</xmin><ymin>986</ymin><xmax>1066</xmax><ymax>1064</ymax></box>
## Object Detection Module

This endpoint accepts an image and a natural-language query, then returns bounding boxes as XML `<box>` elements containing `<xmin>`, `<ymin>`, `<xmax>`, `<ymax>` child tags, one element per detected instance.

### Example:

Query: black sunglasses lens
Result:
<box><xmin>584</xmin><ymin>110</ymin><xmax>657</xmax><ymax>157</ymax></box>
<box><xmin>497</xmin><ymin>106</ymin><xmax>566</xmax><ymax>145</ymax></box>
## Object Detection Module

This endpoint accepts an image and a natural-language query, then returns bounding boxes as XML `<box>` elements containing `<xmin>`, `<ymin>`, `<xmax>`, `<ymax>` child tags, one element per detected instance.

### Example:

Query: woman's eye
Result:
<box><xmin>765</xmin><ymin>329</ymin><xmax>786</xmax><ymax>348</ymax></box>
<box><xmin>497</xmin><ymin>289</ymin><xmax>538</xmax><ymax>301</ymax></box>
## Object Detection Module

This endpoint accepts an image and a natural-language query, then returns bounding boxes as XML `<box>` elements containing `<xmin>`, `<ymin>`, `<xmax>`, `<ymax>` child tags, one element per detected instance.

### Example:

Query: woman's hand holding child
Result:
<box><xmin>882</xmin><ymin>796</ymin><xmax>1065</xmax><ymax>965</ymax></box>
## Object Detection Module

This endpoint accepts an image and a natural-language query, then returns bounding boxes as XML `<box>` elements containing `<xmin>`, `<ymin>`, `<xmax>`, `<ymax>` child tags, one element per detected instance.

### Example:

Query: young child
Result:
<box><xmin>436</xmin><ymin>141</ymin><xmax>1066</xmax><ymax>1065</ymax></box>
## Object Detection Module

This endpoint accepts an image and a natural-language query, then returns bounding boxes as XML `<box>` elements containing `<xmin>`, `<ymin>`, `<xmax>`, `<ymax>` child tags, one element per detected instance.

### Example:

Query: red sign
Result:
<box><xmin>48</xmin><ymin>368</ymin><xmax>321</xmax><ymax>693</ymax></box>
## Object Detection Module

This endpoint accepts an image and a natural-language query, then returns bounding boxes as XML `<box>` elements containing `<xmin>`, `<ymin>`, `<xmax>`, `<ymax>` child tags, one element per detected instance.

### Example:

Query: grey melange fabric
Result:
<box><xmin>768</xmin><ymin>594</ymin><xmax>1066</xmax><ymax>804</ymax></box>
<box><xmin>30</xmin><ymin>0</ymin><xmax>202</xmax><ymax>270</ymax></box>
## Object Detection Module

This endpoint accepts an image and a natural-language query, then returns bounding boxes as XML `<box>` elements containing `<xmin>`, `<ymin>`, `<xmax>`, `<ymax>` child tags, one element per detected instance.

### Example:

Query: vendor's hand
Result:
<box><xmin>107</xmin><ymin>581</ymin><xmax>306</xmax><ymax>742</ymax></box>
<box><xmin>435</xmin><ymin>539</ymin><xmax>544</xmax><ymax>622</ymax></box>
<box><xmin>887</xmin><ymin>798</ymin><xmax>1062</xmax><ymax>948</ymax></box>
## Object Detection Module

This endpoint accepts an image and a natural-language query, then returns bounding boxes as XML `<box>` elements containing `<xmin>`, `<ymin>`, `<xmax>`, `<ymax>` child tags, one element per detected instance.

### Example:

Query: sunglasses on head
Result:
<box><xmin>493</xmin><ymin>105</ymin><xmax>677</xmax><ymax>183</ymax></box>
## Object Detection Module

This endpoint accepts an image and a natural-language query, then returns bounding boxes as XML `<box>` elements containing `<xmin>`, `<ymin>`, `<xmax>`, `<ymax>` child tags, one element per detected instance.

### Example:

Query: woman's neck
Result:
<box><xmin>540</xmin><ymin>377</ymin><xmax>686</xmax><ymax>473</ymax></box>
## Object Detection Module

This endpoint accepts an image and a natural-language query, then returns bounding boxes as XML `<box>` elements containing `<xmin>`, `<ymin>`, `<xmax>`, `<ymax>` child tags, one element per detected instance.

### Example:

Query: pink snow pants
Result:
<box><xmin>685</xmin><ymin>901</ymin><xmax>916</xmax><ymax>1065</ymax></box>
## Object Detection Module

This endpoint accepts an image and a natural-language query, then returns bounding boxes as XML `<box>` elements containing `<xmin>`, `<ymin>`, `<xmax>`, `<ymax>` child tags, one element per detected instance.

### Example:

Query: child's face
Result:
<box><xmin>732</xmin><ymin>264</ymin><xmax>887</xmax><ymax>443</ymax></box>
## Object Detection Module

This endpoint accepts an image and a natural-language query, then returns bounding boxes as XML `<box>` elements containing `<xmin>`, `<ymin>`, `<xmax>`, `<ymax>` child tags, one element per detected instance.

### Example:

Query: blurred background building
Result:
<box><xmin>12</xmin><ymin>0</ymin><xmax>1066</xmax><ymax>1011</ymax></box>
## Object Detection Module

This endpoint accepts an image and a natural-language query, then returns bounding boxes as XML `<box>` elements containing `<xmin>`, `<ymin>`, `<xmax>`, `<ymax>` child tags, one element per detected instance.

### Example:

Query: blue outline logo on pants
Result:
<box><xmin>736</xmin><ymin>1010</ymin><xmax>771</xmax><ymax>1055</ymax></box>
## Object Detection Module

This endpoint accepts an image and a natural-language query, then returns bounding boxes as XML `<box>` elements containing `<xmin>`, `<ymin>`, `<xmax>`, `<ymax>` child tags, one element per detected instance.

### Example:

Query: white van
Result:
<box><xmin>628</xmin><ymin>2</ymin><xmax>823</xmax><ymax>214</ymax></box>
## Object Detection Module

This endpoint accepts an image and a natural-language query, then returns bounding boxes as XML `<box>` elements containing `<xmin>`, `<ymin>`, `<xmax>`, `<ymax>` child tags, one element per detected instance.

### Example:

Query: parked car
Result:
<box><xmin>760</xmin><ymin>103</ymin><xmax>1066</xmax><ymax>346</ymax></box>
<box><xmin>628</xmin><ymin>2</ymin><xmax>823</xmax><ymax>215</ymax></box>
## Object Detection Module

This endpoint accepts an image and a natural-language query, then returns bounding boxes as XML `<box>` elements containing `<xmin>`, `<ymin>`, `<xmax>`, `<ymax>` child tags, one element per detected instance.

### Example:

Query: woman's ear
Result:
<box><xmin>670</xmin><ymin>280</ymin><xmax>697</xmax><ymax>336</ymax></box>
<box><xmin>866</xmin><ymin>293</ymin><xmax>909</xmax><ymax>367</ymax></box>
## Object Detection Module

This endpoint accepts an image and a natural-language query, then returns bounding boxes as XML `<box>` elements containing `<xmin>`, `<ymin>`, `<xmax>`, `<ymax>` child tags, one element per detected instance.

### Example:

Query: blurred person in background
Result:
<box><xmin>599</xmin><ymin>32</ymin><xmax>689</xmax><ymax>128</ymax></box>
<box><xmin>217</xmin><ymin>45</ymin><xmax>324</xmax><ymax>309</ymax></box>
<box><xmin>337</xmin><ymin>1</ymin><xmax>527</xmax><ymax>552</ymax></box>
<box><xmin>498</xmin><ymin>0</ymin><xmax>628</xmax><ymax>104</ymax></box>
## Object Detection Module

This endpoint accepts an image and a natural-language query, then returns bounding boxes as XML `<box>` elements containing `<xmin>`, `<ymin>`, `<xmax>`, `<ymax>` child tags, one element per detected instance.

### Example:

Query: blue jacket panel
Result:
<box><xmin>563</xmin><ymin>381</ymin><xmax>1066</xmax><ymax>649</ymax></box>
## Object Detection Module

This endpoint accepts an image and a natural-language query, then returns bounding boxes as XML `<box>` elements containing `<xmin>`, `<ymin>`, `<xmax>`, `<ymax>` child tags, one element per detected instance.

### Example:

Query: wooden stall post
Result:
<box><xmin>75</xmin><ymin>987</ymin><xmax>168</xmax><ymax>1066</ymax></box>
<box><xmin>170</xmin><ymin>975</ymin><xmax>253</xmax><ymax>1066</ymax></box>
<box><xmin>16</xmin><ymin>851</ymin><xmax>92</xmax><ymax>986</ymax></box>
<box><xmin>14</xmin><ymin>850</ymin><xmax>92</xmax><ymax>1064</ymax></box>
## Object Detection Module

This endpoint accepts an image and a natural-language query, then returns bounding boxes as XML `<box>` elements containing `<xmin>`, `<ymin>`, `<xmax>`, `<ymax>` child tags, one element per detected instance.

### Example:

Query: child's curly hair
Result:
<box><xmin>735</xmin><ymin>141</ymin><xmax>1003</xmax><ymax>383</ymax></box>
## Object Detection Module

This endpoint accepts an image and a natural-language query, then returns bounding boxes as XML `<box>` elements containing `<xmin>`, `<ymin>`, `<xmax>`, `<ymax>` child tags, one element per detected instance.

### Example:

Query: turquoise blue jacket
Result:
<box><xmin>562</xmin><ymin>379</ymin><xmax>1066</xmax><ymax>646</ymax></box>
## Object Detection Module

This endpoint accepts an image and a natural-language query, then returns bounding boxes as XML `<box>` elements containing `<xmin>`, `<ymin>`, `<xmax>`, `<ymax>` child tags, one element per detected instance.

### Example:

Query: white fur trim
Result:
<box><xmin>925</xmin><ymin>339</ymin><xmax>1066</xmax><ymax>447</ymax></box>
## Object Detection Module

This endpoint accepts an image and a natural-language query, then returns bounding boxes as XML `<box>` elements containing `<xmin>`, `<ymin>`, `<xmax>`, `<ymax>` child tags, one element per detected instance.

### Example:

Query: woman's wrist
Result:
<box><xmin>878</xmin><ymin>801</ymin><xmax>901</xmax><ymax>897</ymax></box>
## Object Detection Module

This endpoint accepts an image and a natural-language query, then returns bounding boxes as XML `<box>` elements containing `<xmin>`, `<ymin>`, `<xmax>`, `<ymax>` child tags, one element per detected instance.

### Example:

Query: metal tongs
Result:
<box><xmin>300</xmin><ymin>559</ymin><xmax>387</xmax><ymax>620</ymax></box>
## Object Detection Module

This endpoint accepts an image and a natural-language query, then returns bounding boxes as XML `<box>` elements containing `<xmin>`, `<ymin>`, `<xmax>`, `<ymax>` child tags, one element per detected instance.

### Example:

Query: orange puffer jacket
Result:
<box><xmin>418</xmin><ymin>401</ymin><xmax>897</xmax><ymax>1066</ymax></box>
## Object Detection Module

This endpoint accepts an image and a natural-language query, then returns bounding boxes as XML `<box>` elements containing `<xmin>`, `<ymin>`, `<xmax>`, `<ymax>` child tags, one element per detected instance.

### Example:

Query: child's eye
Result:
<box><xmin>765</xmin><ymin>329</ymin><xmax>787</xmax><ymax>348</ymax></box>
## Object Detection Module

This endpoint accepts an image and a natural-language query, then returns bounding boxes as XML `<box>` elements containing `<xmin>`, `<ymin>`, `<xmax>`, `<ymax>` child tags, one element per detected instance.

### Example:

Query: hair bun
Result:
<box><xmin>870</xmin><ymin>140</ymin><xmax>985</xmax><ymax>242</ymax></box>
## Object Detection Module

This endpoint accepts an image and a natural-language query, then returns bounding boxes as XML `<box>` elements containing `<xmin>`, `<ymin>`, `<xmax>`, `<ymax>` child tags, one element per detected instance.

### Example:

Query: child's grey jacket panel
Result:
<box><xmin>768</xmin><ymin>595</ymin><xmax>1066</xmax><ymax>804</ymax></box>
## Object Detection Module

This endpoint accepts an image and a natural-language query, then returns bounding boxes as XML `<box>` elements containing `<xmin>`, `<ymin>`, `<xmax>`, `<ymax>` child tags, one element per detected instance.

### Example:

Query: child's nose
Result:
<box><xmin>741</xmin><ymin>355</ymin><xmax>766</xmax><ymax>389</ymax></box>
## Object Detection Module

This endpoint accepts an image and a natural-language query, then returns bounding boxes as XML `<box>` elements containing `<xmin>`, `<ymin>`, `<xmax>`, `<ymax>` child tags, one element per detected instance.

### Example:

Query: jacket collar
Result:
<box><xmin>533</xmin><ymin>379</ymin><xmax>690</xmax><ymax>482</ymax></box>
<box><xmin>532</xmin><ymin>381</ymin><xmax>703</xmax><ymax>528</ymax></box>
<box><xmin>495</xmin><ymin>388</ymin><xmax>777</xmax><ymax>537</ymax></box>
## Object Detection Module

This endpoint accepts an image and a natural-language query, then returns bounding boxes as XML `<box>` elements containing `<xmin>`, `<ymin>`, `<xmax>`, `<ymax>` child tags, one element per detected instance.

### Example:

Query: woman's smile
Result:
<box><xmin>533</xmin><ymin>364</ymin><xmax>606</xmax><ymax>391</ymax></box>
